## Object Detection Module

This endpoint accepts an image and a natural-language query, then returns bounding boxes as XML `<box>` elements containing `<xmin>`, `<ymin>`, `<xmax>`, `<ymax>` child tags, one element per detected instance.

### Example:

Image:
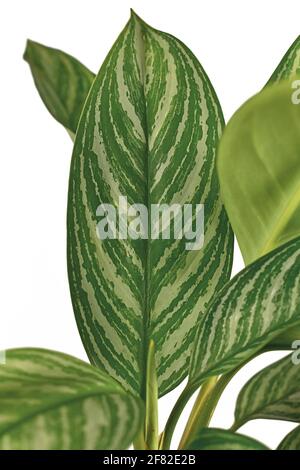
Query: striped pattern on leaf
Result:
<box><xmin>0</xmin><ymin>349</ymin><xmax>142</xmax><ymax>450</ymax></box>
<box><xmin>278</xmin><ymin>425</ymin><xmax>300</xmax><ymax>450</ymax></box>
<box><xmin>234</xmin><ymin>354</ymin><xmax>300</xmax><ymax>429</ymax></box>
<box><xmin>67</xmin><ymin>11</ymin><xmax>233</xmax><ymax>398</ymax></box>
<box><xmin>267</xmin><ymin>35</ymin><xmax>300</xmax><ymax>84</ymax></box>
<box><xmin>189</xmin><ymin>236</ymin><xmax>300</xmax><ymax>389</ymax></box>
<box><xmin>186</xmin><ymin>428</ymin><xmax>268</xmax><ymax>450</ymax></box>
<box><xmin>24</xmin><ymin>40</ymin><xmax>95</xmax><ymax>137</ymax></box>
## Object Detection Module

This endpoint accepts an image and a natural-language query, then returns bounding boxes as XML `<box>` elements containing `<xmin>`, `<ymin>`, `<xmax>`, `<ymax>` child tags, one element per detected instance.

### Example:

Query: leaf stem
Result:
<box><xmin>178</xmin><ymin>376</ymin><xmax>218</xmax><ymax>449</ymax></box>
<box><xmin>133</xmin><ymin>429</ymin><xmax>147</xmax><ymax>450</ymax></box>
<box><xmin>145</xmin><ymin>340</ymin><xmax>159</xmax><ymax>449</ymax></box>
<box><xmin>179</xmin><ymin>350</ymin><xmax>271</xmax><ymax>449</ymax></box>
<box><xmin>160</xmin><ymin>385</ymin><xmax>195</xmax><ymax>450</ymax></box>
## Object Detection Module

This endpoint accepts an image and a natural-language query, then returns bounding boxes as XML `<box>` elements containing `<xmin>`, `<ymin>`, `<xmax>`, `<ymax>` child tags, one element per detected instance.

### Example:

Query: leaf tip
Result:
<box><xmin>23</xmin><ymin>39</ymin><xmax>32</xmax><ymax>62</ymax></box>
<box><xmin>23</xmin><ymin>39</ymin><xmax>39</xmax><ymax>63</ymax></box>
<box><xmin>129</xmin><ymin>9</ymin><xmax>149</xmax><ymax>28</ymax></box>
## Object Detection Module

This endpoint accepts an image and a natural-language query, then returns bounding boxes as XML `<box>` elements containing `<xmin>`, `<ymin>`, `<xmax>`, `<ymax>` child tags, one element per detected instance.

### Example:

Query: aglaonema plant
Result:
<box><xmin>2</xmin><ymin>11</ymin><xmax>300</xmax><ymax>449</ymax></box>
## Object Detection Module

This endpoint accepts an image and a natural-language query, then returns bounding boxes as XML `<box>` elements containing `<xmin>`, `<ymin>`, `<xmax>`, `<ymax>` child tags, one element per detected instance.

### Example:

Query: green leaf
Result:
<box><xmin>67</xmin><ymin>11</ymin><xmax>233</xmax><ymax>398</ymax></box>
<box><xmin>0</xmin><ymin>348</ymin><xmax>142</xmax><ymax>450</ymax></box>
<box><xmin>24</xmin><ymin>40</ymin><xmax>95</xmax><ymax>137</ymax></box>
<box><xmin>267</xmin><ymin>36</ymin><xmax>300</xmax><ymax>85</ymax></box>
<box><xmin>217</xmin><ymin>80</ymin><xmax>300</xmax><ymax>265</ymax></box>
<box><xmin>186</xmin><ymin>428</ymin><xmax>269</xmax><ymax>450</ymax></box>
<box><xmin>278</xmin><ymin>425</ymin><xmax>300</xmax><ymax>449</ymax></box>
<box><xmin>188</xmin><ymin>236</ymin><xmax>300</xmax><ymax>390</ymax></box>
<box><xmin>233</xmin><ymin>354</ymin><xmax>300</xmax><ymax>429</ymax></box>
<box><xmin>217</xmin><ymin>36</ymin><xmax>300</xmax><ymax>266</ymax></box>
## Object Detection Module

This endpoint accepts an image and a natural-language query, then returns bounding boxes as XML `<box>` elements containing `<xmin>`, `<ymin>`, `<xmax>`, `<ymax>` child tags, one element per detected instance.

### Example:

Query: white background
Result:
<box><xmin>1</xmin><ymin>0</ymin><xmax>299</xmax><ymax>449</ymax></box>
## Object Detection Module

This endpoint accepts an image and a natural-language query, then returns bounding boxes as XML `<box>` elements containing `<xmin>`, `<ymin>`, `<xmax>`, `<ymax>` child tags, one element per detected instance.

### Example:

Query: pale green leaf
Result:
<box><xmin>217</xmin><ymin>80</ymin><xmax>300</xmax><ymax>265</ymax></box>
<box><xmin>0</xmin><ymin>348</ymin><xmax>142</xmax><ymax>450</ymax></box>
<box><xmin>67</xmin><ymin>11</ymin><xmax>233</xmax><ymax>398</ymax></box>
<box><xmin>186</xmin><ymin>428</ymin><xmax>268</xmax><ymax>450</ymax></box>
<box><xmin>234</xmin><ymin>354</ymin><xmax>300</xmax><ymax>429</ymax></box>
<box><xmin>24</xmin><ymin>40</ymin><xmax>95</xmax><ymax>137</ymax></box>
<box><xmin>278</xmin><ymin>425</ymin><xmax>300</xmax><ymax>449</ymax></box>
<box><xmin>189</xmin><ymin>236</ymin><xmax>300</xmax><ymax>390</ymax></box>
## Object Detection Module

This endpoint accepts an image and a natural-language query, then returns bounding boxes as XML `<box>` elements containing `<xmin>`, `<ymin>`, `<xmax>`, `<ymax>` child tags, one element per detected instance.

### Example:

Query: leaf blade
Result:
<box><xmin>234</xmin><ymin>353</ymin><xmax>300</xmax><ymax>428</ymax></box>
<box><xmin>186</xmin><ymin>428</ymin><xmax>269</xmax><ymax>450</ymax></box>
<box><xmin>278</xmin><ymin>425</ymin><xmax>300</xmax><ymax>449</ymax></box>
<box><xmin>267</xmin><ymin>36</ymin><xmax>300</xmax><ymax>85</ymax></box>
<box><xmin>24</xmin><ymin>40</ymin><xmax>95</xmax><ymax>136</ymax></box>
<box><xmin>0</xmin><ymin>348</ymin><xmax>142</xmax><ymax>450</ymax></box>
<box><xmin>189</xmin><ymin>236</ymin><xmax>300</xmax><ymax>389</ymax></box>
<box><xmin>218</xmin><ymin>81</ymin><xmax>300</xmax><ymax>265</ymax></box>
<box><xmin>67</xmin><ymin>12</ymin><xmax>233</xmax><ymax>398</ymax></box>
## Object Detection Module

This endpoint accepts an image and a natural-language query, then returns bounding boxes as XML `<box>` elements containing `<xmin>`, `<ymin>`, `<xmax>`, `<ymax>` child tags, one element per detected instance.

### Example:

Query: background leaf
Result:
<box><xmin>267</xmin><ymin>36</ymin><xmax>300</xmax><ymax>85</ymax></box>
<box><xmin>234</xmin><ymin>354</ymin><xmax>300</xmax><ymax>429</ymax></box>
<box><xmin>278</xmin><ymin>425</ymin><xmax>300</xmax><ymax>449</ymax></box>
<box><xmin>24</xmin><ymin>40</ymin><xmax>95</xmax><ymax>137</ymax></box>
<box><xmin>186</xmin><ymin>428</ymin><xmax>268</xmax><ymax>450</ymax></box>
<box><xmin>67</xmin><ymin>11</ymin><xmax>233</xmax><ymax>398</ymax></box>
<box><xmin>189</xmin><ymin>236</ymin><xmax>300</xmax><ymax>390</ymax></box>
<box><xmin>217</xmin><ymin>81</ymin><xmax>300</xmax><ymax>265</ymax></box>
<box><xmin>0</xmin><ymin>348</ymin><xmax>142</xmax><ymax>450</ymax></box>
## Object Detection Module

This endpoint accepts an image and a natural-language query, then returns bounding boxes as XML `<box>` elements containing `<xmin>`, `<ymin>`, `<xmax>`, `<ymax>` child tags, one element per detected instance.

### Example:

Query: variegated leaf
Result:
<box><xmin>24</xmin><ymin>40</ymin><xmax>95</xmax><ymax>137</ymax></box>
<box><xmin>278</xmin><ymin>425</ymin><xmax>300</xmax><ymax>449</ymax></box>
<box><xmin>186</xmin><ymin>428</ymin><xmax>268</xmax><ymax>450</ymax></box>
<box><xmin>233</xmin><ymin>354</ymin><xmax>300</xmax><ymax>429</ymax></box>
<box><xmin>189</xmin><ymin>236</ymin><xmax>300</xmax><ymax>390</ymax></box>
<box><xmin>267</xmin><ymin>35</ymin><xmax>300</xmax><ymax>84</ymax></box>
<box><xmin>67</xmin><ymin>11</ymin><xmax>233</xmax><ymax>398</ymax></box>
<box><xmin>0</xmin><ymin>348</ymin><xmax>142</xmax><ymax>450</ymax></box>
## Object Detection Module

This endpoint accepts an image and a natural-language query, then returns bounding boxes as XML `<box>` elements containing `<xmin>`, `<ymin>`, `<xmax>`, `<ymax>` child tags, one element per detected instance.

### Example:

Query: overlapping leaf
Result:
<box><xmin>217</xmin><ymin>81</ymin><xmax>300</xmax><ymax>265</ymax></box>
<box><xmin>67</xmin><ymin>11</ymin><xmax>233</xmax><ymax>398</ymax></box>
<box><xmin>24</xmin><ymin>40</ymin><xmax>95</xmax><ymax>137</ymax></box>
<box><xmin>189</xmin><ymin>236</ymin><xmax>300</xmax><ymax>390</ymax></box>
<box><xmin>234</xmin><ymin>353</ymin><xmax>300</xmax><ymax>428</ymax></box>
<box><xmin>0</xmin><ymin>349</ymin><xmax>142</xmax><ymax>450</ymax></box>
<box><xmin>278</xmin><ymin>425</ymin><xmax>300</xmax><ymax>449</ymax></box>
<box><xmin>186</xmin><ymin>428</ymin><xmax>268</xmax><ymax>450</ymax></box>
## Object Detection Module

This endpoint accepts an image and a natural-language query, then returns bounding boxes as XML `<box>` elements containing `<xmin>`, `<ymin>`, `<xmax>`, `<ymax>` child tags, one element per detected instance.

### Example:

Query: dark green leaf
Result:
<box><xmin>278</xmin><ymin>425</ymin><xmax>300</xmax><ymax>449</ymax></box>
<box><xmin>24</xmin><ymin>40</ymin><xmax>95</xmax><ymax>137</ymax></box>
<box><xmin>186</xmin><ymin>428</ymin><xmax>269</xmax><ymax>450</ymax></box>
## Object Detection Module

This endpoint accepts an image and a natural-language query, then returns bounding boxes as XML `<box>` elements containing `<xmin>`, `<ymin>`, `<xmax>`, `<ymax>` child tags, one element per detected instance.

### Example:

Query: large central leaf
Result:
<box><xmin>67</xmin><ymin>11</ymin><xmax>233</xmax><ymax>398</ymax></box>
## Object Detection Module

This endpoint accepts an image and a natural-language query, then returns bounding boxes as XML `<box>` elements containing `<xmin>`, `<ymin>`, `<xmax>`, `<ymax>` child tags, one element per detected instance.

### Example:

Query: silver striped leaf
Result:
<box><xmin>24</xmin><ymin>40</ymin><xmax>95</xmax><ymax>137</ymax></box>
<box><xmin>189</xmin><ymin>236</ymin><xmax>300</xmax><ymax>390</ymax></box>
<box><xmin>233</xmin><ymin>353</ymin><xmax>300</xmax><ymax>429</ymax></box>
<box><xmin>267</xmin><ymin>35</ymin><xmax>300</xmax><ymax>85</ymax></box>
<box><xmin>67</xmin><ymin>11</ymin><xmax>233</xmax><ymax>398</ymax></box>
<box><xmin>278</xmin><ymin>425</ymin><xmax>300</xmax><ymax>450</ymax></box>
<box><xmin>186</xmin><ymin>428</ymin><xmax>268</xmax><ymax>450</ymax></box>
<box><xmin>0</xmin><ymin>348</ymin><xmax>142</xmax><ymax>450</ymax></box>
